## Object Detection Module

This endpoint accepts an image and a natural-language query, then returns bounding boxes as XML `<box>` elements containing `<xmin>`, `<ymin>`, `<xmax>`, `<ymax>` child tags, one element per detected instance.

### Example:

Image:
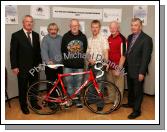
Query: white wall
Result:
<box><xmin>5</xmin><ymin>5</ymin><xmax>155</xmax><ymax>98</ymax></box>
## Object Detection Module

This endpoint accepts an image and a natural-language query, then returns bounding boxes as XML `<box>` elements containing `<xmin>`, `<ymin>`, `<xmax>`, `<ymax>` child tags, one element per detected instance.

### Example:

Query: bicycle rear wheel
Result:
<box><xmin>84</xmin><ymin>80</ymin><xmax>121</xmax><ymax>114</ymax></box>
<box><xmin>27</xmin><ymin>80</ymin><xmax>62</xmax><ymax>115</ymax></box>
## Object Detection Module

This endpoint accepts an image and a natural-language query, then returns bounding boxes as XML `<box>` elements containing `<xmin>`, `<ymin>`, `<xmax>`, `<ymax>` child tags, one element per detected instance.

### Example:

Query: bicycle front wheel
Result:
<box><xmin>27</xmin><ymin>80</ymin><xmax>62</xmax><ymax>115</ymax></box>
<box><xmin>84</xmin><ymin>80</ymin><xmax>121</xmax><ymax>114</ymax></box>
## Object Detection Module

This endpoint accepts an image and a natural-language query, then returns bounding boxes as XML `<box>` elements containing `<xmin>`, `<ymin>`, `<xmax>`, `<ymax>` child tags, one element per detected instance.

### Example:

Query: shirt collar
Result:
<box><xmin>23</xmin><ymin>28</ymin><xmax>32</xmax><ymax>34</ymax></box>
<box><xmin>133</xmin><ymin>31</ymin><xmax>141</xmax><ymax>37</ymax></box>
<box><xmin>92</xmin><ymin>33</ymin><xmax>101</xmax><ymax>40</ymax></box>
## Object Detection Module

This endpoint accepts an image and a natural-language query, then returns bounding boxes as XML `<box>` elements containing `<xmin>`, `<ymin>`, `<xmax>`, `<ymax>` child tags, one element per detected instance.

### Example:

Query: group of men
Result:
<box><xmin>10</xmin><ymin>15</ymin><xmax>153</xmax><ymax>119</ymax></box>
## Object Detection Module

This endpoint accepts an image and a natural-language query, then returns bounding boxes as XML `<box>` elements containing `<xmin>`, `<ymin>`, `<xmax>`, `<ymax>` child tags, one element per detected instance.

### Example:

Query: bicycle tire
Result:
<box><xmin>27</xmin><ymin>80</ymin><xmax>63</xmax><ymax>115</ymax></box>
<box><xmin>84</xmin><ymin>80</ymin><xmax>121</xmax><ymax>114</ymax></box>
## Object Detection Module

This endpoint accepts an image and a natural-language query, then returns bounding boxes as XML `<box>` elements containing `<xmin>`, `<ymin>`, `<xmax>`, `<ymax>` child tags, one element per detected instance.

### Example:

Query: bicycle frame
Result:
<box><xmin>44</xmin><ymin>68</ymin><xmax>103</xmax><ymax>103</ymax></box>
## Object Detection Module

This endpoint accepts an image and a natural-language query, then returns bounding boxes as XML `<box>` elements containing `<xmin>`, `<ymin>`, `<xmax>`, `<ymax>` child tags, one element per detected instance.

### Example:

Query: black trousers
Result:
<box><xmin>45</xmin><ymin>67</ymin><xmax>63</xmax><ymax>97</ymax></box>
<box><xmin>127</xmin><ymin>75</ymin><xmax>144</xmax><ymax>113</ymax></box>
<box><xmin>45</xmin><ymin>66</ymin><xmax>63</xmax><ymax>82</ymax></box>
<box><xmin>17</xmin><ymin>71</ymin><xmax>39</xmax><ymax>110</ymax></box>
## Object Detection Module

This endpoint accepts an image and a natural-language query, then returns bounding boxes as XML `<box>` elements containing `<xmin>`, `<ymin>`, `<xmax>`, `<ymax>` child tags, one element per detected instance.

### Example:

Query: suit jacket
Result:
<box><xmin>10</xmin><ymin>29</ymin><xmax>42</xmax><ymax>75</ymax></box>
<box><xmin>125</xmin><ymin>31</ymin><xmax>153</xmax><ymax>78</ymax></box>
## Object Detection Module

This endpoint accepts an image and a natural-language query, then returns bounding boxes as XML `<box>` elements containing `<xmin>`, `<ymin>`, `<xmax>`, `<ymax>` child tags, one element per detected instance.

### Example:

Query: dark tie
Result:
<box><xmin>127</xmin><ymin>35</ymin><xmax>137</xmax><ymax>54</ymax></box>
<box><xmin>27</xmin><ymin>32</ymin><xmax>32</xmax><ymax>46</ymax></box>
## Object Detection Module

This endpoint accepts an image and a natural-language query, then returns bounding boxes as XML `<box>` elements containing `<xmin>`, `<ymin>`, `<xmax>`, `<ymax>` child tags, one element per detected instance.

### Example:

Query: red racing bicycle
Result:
<box><xmin>27</xmin><ymin>63</ymin><xmax>121</xmax><ymax>115</ymax></box>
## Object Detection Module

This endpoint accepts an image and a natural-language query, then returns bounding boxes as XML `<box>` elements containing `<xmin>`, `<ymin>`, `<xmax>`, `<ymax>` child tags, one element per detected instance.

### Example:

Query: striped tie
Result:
<box><xmin>127</xmin><ymin>35</ymin><xmax>137</xmax><ymax>54</ymax></box>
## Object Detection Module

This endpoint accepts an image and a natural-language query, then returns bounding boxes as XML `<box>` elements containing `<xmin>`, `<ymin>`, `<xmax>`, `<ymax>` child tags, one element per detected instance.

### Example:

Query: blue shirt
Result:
<box><xmin>41</xmin><ymin>34</ymin><xmax>62</xmax><ymax>64</ymax></box>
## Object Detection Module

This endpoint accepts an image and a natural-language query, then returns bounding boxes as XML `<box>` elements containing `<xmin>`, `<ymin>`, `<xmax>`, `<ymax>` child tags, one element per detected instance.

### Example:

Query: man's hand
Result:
<box><xmin>89</xmin><ymin>59</ymin><xmax>95</xmax><ymax>65</ymax></box>
<box><xmin>12</xmin><ymin>68</ymin><xmax>19</xmax><ymax>75</ymax></box>
<box><xmin>138</xmin><ymin>74</ymin><xmax>145</xmax><ymax>82</ymax></box>
<box><xmin>112</xmin><ymin>70</ymin><xmax>120</xmax><ymax>76</ymax></box>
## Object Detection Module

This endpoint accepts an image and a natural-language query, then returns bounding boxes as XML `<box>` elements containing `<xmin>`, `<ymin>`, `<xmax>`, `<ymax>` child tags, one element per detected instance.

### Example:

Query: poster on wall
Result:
<box><xmin>103</xmin><ymin>8</ymin><xmax>122</xmax><ymax>22</ymax></box>
<box><xmin>133</xmin><ymin>5</ymin><xmax>148</xmax><ymax>26</ymax></box>
<box><xmin>79</xmin><ymin>21</ymin><xmax>85</xmax><ymax>33</ymax></box>
<box><xmin>101</xmin><ymin>26</ymin><xmax>110</xmax><ymax>39</ymax></box>
<box><xmin>40</xmin><ymin>26</ymin><xmax>48</xmax><ymax>41</ymax></box>
<box><xmin>52</xmin><ymin>6</ymin><xmax>102</xmax><ymax>20</ymax></box>
<box><xmin>5</xmin><ymin>5</ymin><xmax>18</xmax><ymax>24</ymax></box>
<box><xmin>30</xmin><ymin>5</ymin><xmax>50</xmax><ymax>19</ymax></box>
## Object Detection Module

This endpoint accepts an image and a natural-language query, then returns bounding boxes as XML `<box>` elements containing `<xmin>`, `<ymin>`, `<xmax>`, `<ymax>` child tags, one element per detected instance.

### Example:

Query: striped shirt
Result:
<box><xmin>87</xmin><ymin>34</ymin><xmax>109</xmax><ymax>61</ymax></box>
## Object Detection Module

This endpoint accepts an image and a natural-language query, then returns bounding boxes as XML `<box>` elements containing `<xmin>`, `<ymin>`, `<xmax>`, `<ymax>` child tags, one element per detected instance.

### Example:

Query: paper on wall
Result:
<box><xmin>103</xmin><ymin>8</ymin><xmax>122</xmax><ymax>22</ymax></box>
<box><xmin>5</xmin><ymin>5</ymin><xmax>18</xmax><ymax>24</ymax></box>
<box><xmin>133</xmin><ymin>6</ymin><xmax>148</xmax><ymax>26</ymax></box>
<box><xmin>52</xmin><ymin>7</ymin><xmax>102</xmax><ymax>20</ymax></box>
<box><xmin>101</xmin><ymin>26</ymin><xmax>110</xmax><ymax>39</ymax></box>
<box><xmin>79</xmin><ymin>21</ymin><xmax>85</xmax><ymax>34</ymax></box>
<box><xmin>40</xmin><ymin>26</ymin><xmax>48</xmax><ymax>42</ymax></box>
<box><xmin>30</xmin><ymin>5</ymin><xmax>50</xmax><ymax>19</ymax></box>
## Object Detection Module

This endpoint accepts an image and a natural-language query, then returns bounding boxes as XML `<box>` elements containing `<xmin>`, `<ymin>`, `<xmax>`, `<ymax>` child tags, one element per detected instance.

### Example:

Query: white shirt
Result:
<box><xmin>23</xmin><ymin>28</ymin><xmax>33</xmax><ymax>44</ymax></box>
<box><xmin>87</xmin><ymin>33</ymin><xmax>109</xmax><ymax>61</ymax></box>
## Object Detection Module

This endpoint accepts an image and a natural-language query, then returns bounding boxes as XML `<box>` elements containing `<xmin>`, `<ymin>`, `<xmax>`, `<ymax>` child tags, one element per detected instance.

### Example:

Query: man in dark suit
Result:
<box><xmin>10</xmin><ymin>15</ymin><xmax>42</xmax><ymax>114</ymax></box>
<box><xmin>122</xmin><ymin>18</ymin><xmax>153</xmax><ymax>119</ymax></box>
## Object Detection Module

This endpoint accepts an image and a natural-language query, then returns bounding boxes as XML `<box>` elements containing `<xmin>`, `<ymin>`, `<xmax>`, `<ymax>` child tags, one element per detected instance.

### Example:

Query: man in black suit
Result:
<box><xmin>122</xmin><ymin>18</ymin><xmax>153</xmax><ymax>119</ymax></box>
<box><xmin>10</xmin><ymin>15</ymin><xmax>42</xmax><ymax>114</ymax></box>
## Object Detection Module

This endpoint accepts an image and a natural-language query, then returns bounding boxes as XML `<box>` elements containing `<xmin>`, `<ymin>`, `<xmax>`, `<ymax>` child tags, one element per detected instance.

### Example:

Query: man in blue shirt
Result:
<box><xmin>41</xmin><ymin>23</ymin><xmax>63</xmax><ymax>81</ymax></box>
<box><xmin>41</xmin><ymin>23</ymin><xmax>63</xmax><ymax>109</ymax></box>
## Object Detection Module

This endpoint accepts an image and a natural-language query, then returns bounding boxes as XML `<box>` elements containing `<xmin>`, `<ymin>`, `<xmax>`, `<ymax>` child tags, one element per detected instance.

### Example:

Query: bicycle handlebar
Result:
<box><xmin>46</xmin><ymin>62</ymin><xmax>126</xmax><ymax>78</ymax></box>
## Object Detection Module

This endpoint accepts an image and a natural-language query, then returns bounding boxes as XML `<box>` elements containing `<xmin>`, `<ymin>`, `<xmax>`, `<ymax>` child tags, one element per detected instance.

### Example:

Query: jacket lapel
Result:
<box><xmin>21</xmin><ymin>29</ymin><xmax>33</xmax><ymax>48</ymax></box>
<box><xmin>128</xmin><ymin>31</ymin><xmax>144</xmax><ymax>55</ymax></box>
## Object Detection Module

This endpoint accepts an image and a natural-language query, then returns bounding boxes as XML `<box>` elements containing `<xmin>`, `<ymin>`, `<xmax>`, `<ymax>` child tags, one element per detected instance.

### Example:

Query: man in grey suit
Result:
<box><xmin>122</xmin><ymin>18</ymin><xmax>153</xmax><ymax>119</ymax></box>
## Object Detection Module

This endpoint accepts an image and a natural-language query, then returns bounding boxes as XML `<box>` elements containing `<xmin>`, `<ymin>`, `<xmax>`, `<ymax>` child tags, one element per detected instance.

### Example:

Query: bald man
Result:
<box><xmin>61</xmin><ymin>19</ymin><xmax>87</xmax><ymax>108</ymax></box>
<box><xmin>107</xmin><ymin>21</ymin><xmax>127</xmax><ymax>108</ymax></box>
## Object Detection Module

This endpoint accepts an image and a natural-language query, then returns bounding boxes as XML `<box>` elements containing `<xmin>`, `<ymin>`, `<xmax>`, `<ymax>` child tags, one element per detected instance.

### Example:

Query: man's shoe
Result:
<box><xmin>128</xmin><ymin>112</ymin><xmax>141</xmax><ymax>119</ymax></box>
<box><xmin>73</xmin><ymin>99</ymin><xmax>83</xmax><ymax>108</ymax></box>
<box><xmin>122</xmin><ymin>103</ymin><xmax>133</xmax><ymax>108</ymax></box>
<box><xmin>97</xmin><ymin>107</ymin><xmax>103</xmax><ymax>111</ymax></box>
<box><xmin>22</xmin><ymin>108</ymin><xmax>30</xmax><ymax>114</ymax></box>
<box><xmin>76</xmin><ymin>103</ymin><xmax>83</xmax><ymax>108</ymax></box>
<box><xmin>96</xmin><ymin>107</ymin><xmax>104</xmax><ymax>114</ymax></box>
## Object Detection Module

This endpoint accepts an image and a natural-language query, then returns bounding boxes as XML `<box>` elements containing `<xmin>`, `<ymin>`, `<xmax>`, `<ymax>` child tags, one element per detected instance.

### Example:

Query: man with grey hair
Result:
<box><xmin>41</xmin><ymin>23</ymin><xmax>63</xmax><ymax>110</ymax></box>
<box><xmin>61</xmin><ymin>19</ymin><xmax>87</xmax><ymax>108</ymax></box>
<box><xmin>10</xmin><ymin>15</ymin><xmax>42</xmax><ymax>114</ymax></box>
<box><xmin>107</xmin><ymin>21</ymin><xmax>127</xmax><ymax>108</ymax></box>
<box><xmin>41</xmin><ymin>23</ymin><xmax>63</xmax><ymax>81</ymax></box>
<box><xmin>122</xmin><ymin>18</ymin><xmax>153</xmax><ymax>119</ymax></box>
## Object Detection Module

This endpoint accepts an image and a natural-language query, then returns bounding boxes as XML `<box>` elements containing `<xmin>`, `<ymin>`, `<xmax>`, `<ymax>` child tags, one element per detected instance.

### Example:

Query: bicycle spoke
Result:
<box><xmin>84</xmin><ymin>80</ymin><xmax>121</xmax><ymax>114</ymax></box>
<box><xmin>27</xmin><ymin>81</ymin><xmax>62</xmax><ymax>115</ymax></box>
